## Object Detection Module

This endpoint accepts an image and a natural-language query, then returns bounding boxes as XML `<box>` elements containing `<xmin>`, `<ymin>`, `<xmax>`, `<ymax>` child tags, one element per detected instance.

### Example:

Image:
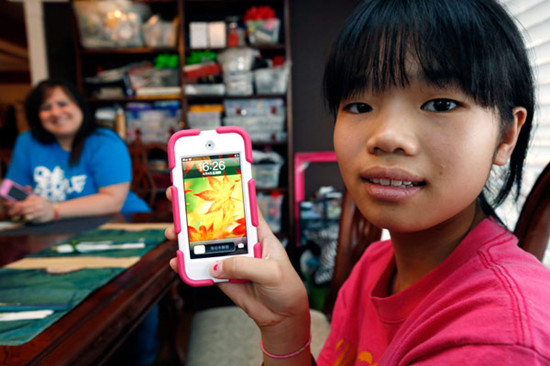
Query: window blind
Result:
<box><xmin>500</xmin><ymin>0</ymin><xmax>550</xmax><ymax>266</ymax></box>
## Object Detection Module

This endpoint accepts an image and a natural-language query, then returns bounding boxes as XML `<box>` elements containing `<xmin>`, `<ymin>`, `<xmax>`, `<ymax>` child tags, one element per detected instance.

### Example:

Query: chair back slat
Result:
<box><xmin>515</xmin><ymin>162</ymin><xmax>550</xmax><ymax>261</ymax></box>
<box><xmin>322</xmin><ymin>190</ymin><xmax>382</xmax><ymax>318</ymax></box>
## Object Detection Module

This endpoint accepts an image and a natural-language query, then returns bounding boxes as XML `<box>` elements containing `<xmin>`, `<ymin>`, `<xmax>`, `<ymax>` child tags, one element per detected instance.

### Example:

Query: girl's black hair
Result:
<box><xmin>24</xmin><ymin>79</ymin><xmax>98</xmax><ymax>166</ymax></box>
<box><xmin>323</xmin><ymin>0</ymin><xmax>535</xmax><ymax>220</ymax></box>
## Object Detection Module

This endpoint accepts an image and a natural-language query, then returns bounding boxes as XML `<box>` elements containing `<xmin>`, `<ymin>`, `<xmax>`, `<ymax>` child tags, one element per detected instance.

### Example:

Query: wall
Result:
<box><xmin>289</xmin><ymin>0</ymin><xmax>361</xmax><ymax>198</ymax></box>
<box><xmin>44</xmin><ymin>3</ymin><xmax>76</xmax><ymax>84</ymax></box>
<box><xmin>0</xmin><ymin>0</ymin><xmax>30</xmax><ymax>133</ymax></box>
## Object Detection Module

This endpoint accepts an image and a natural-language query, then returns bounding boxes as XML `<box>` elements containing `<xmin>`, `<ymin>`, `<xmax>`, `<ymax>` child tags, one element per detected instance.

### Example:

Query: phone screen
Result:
<box><xmin>182</xmin><ymin>153</ymin><xmax>248</xmax><ymax>259</ymax></box>
<box><xmin>8</xmin><ymin>185</ymin><xmax>28</xmax><ymax>201</ymax></box>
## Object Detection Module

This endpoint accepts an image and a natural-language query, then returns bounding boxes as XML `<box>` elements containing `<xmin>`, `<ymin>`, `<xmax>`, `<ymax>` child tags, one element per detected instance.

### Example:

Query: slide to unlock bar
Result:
<box><xmin>193</xmin><ymin>242</ymin><xmax>247</xmax><ymax>255</ymax></box>
<box><xmin>194</xmin><ymin>242</ymin><xmax>242</xmax><ymax>255</ymax></box>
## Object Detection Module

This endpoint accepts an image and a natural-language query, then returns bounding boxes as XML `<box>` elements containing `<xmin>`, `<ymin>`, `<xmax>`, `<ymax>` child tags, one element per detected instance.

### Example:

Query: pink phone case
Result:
<box><xmin>168</xmin><ymin>127</ymin><xmax>260</xmax><ymax>287</ymax></box>
<box><xmin>0</xmin><ymin>179</ymin><xmax>30</xmax><ymax>202</ymax></box>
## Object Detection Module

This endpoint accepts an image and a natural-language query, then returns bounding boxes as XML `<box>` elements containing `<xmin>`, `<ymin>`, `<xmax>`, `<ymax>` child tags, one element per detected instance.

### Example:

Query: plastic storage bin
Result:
<box><xmin>184</xmin><ymin>84</ymin><xmax>225</xmax><ymax>96</ymax></box>
<box><xmin>253</xmin><ymin>163</ymin><xmax>283</xmax><ymax>188</ymax></box>
<box><xmin>142</xmin><ymin>15</ymin><xmax>177</xmax><ymax>48</ymax></box>
<box><xmin>187</xmin><ymin>111</ymin><xmax>222</xmax><ymax>130</ymax></box>
<box><xmin>223</xmin><ymin>98</ymin><xmax>285</xmax><ymax>117</ymax></box>
<box><xmin>73</xmin><ymin>1</ymin><xmax>150</xmax><ymax>48</ymax></box>
<box><xmin>252</xmin><ymin>150</ymin><xmax>284</xmax><ymax>188</ymax></box>
<box><xmin>126</xmin><ymin>101</ymin><xmax>180</xmax><ymax>143</ymax></box>
<box><xmin>257</xmin><ymin>192</ymin><xmax>284</xmax><ymax>232</ymax></box>
<box><xmin>223</xmin><ymin>115</ymin><xmax>284</xmax><ymax>142</ymax></box>
<box><xmin>218</xmin><ymin>48</ymin><xmax>259</xmax><ymax>96</ymax></box>
<box><xmin>224</xmin><ymin>72</ymin><xmax>254</xmax><ymax>96</ymax></box>
<box><xmin>254</xmin><ymin>64</ymin><xmax>290</xmax><ymax>94</ymax></box>
<box><xmin>246</xmin><ymin>18</ymin><xmax>280</xmax><ymax>45</ymax></box>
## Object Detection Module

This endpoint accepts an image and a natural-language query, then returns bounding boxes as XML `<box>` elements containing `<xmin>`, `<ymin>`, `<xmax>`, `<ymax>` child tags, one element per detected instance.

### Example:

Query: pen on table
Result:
<box><xmin>52</xmin><ymin>242</ymin><xmax>146</xmax><ymax>253</ymax></box>
<box><xmin>0</xmin><ymin>310</ymin><xmax>54</xmax><ymax>321</ymax></box>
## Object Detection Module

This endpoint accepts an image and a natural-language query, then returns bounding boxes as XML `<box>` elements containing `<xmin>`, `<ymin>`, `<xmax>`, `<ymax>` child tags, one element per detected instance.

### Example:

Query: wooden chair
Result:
<box><xmin>128</xmin><ymin>139</ymin><xmax>157</xmax><ymax>209</ymax></box>
<box><xmin>0</xmin><ymin>148</ymin><xmax>12</xmax><ymax>179</ymax></box>
<box><xmin>322</xmin><ymin>190</ymin><xmax>382</xmax><ymax>319</ymax></box>
<box><xmin>515</xmin><ymin>162</ymin><xmax>550</xmax><ymax>261</ymax></box>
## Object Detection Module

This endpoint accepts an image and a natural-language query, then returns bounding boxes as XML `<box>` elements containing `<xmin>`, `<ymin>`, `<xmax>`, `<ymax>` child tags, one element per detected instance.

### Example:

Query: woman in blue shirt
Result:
<box><xmin>5</xmin><ymin>79</ymin><xmax>149</xmax><ymax>222</ymax></box>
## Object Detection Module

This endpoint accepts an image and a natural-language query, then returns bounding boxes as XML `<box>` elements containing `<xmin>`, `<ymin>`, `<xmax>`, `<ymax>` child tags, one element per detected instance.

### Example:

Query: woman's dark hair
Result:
<box><xmin>323</xmin><ymin>0</ymin><xmax>535</xmax><ymax>220</ymax></box>
<box><xmin>24</xmin><ymin>79</ymin><xmax>97</xmax><ymax>166</ymax></box>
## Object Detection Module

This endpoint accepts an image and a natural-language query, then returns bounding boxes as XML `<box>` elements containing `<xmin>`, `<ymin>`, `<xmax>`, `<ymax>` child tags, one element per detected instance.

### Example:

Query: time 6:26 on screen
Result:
<box><xmin>198</xmin><ymin>160</ymin><xmax>226</xmax><ymax>173</ymax></box>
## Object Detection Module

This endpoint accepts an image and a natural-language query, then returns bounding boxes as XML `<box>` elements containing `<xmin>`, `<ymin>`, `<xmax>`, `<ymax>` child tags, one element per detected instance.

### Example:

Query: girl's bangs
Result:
<box><xmin>325</xmin><ymin>0</ymin><xmax>503</xmax><ymax>115</ymax></box>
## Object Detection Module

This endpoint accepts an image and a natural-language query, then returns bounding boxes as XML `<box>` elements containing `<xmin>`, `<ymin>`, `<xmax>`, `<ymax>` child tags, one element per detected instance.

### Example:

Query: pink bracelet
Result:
<box><xmin>52</xmin><ymin>203</ymin><xmax>60</xmax><ymax>221</ymax></box>
<box><xmin>260</xmin><ymin>334</ymin><xmax>312</xmax><ymax>359</ymax></box>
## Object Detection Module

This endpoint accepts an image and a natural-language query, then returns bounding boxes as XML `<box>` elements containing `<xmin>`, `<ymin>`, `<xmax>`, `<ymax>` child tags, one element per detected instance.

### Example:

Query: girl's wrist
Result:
<box><xmin>260</xmin><ymin>308</ymin><xmax>311</xmax><ymax>362</ymax></box>
<box><xmin>261</xmin><ymin>333</ymin><xmax>311</xmax><ymax>359</ymax></box>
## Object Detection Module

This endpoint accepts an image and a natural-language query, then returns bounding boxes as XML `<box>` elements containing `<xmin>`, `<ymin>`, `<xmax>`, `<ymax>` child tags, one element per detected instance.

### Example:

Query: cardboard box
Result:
<box><xmin>208</xmin><ymin>21</ymin><xmax>227</xmax><ymax>48</ymax></box>
<box><xmin>189</xmin><ymin>22</ymin><xmax>208</xmax><ymax>48</ymax></box>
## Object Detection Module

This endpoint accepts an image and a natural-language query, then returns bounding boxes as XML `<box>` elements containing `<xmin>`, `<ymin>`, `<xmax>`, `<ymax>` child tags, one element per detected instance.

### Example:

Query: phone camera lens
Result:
<box><xmin>205</xmin><ymin>141</ymin><xmax>215</xmax><ymax>150</ymax></box>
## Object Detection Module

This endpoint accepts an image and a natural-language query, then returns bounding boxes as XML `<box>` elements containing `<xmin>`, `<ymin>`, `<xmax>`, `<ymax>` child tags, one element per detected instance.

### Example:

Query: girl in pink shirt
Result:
<box><xmin>167</xmin><ymin>0</ymin><xmax>550</xmax><ymax>364</ymax></box>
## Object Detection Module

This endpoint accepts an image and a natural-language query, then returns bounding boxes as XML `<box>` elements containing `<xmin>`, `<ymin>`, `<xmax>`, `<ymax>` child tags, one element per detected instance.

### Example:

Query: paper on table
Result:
<box><xmin>0</xmin><ymin>309</ymin><xmax>54</xmax><ymax>322</ymax></box>
<box><xmin>0</xmin><ymin>221</ymin><xmax>23</xmax><ymax>232</ymax></box>
<box><xmin>99</xmin><ymin>222</ymin><xmax>172</xmax><ymax>231</ymax></box>
<box><xmin>4</xmin><ymin>256</ymin><xmax>140</xmax><ymax>272</ymax></box>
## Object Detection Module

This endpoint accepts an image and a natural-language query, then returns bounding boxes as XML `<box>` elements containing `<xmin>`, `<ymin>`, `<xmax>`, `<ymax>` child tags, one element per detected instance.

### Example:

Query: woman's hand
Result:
<box><xmin>13</xmin><ymin>195</ymin><xmax>56</xmax><ymax>223</ymax></box>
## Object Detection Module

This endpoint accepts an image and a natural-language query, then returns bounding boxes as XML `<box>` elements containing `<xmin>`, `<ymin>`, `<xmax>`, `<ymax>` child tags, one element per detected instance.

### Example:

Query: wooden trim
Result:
<box><xmin>0</xmin><ymin>71</ymin><xmax>30</xmax><ymax>83</ymax></box>
<box><xmin>0</xmin><ymin>39</ymin><xmax>28</xmax><ymax>59</ymax></box>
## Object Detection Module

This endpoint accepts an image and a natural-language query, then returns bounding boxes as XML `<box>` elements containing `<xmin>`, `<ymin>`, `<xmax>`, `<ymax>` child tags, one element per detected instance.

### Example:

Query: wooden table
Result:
<box><xmin>0</xmin><ymin>212</ymin><xmax>180</xmax><ymax>365</ymax></box>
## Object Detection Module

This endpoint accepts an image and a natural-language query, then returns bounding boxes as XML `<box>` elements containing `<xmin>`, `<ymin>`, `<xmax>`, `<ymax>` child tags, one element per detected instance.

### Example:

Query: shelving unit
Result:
<box><xmin>182</xmin><ymin>0</ymin><xmax>293</xmax><ymax>242</ymax></box>
<box><xmin>71</xmin><ymin>0</ymin><xmax>294</xmax><ymax>244</ymax></box>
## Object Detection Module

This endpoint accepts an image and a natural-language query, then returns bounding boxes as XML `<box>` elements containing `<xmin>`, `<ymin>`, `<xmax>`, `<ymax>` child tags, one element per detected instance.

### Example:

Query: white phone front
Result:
<box><xmin>168</xmin><ymin>127</ymin><xmax>259</xmax><ymax>286</ymax></box>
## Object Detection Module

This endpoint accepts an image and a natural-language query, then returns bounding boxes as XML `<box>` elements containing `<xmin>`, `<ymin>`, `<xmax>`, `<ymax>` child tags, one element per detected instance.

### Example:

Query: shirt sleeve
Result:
<box><xmin>5</xmin><ymin>132</ymin><xmax>34</xmax><ymax>187</ymax></box>
<box><xmin>86</xmin><ymin>130</ymin><xmax>132</xmax><ymax>188</ymax></box>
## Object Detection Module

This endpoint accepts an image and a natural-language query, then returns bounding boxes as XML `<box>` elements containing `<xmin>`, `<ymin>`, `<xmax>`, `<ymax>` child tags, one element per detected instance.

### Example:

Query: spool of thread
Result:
<box><xmin>115</xmin><ymin>107</ymin><xmax>126</xmax><ymax>140</ymax></box>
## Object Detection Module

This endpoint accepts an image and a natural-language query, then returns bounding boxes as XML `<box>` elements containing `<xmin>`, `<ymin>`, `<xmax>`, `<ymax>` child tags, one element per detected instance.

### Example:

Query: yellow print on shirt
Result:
<box><xmin>333</xmin><ymin>339</ymin><xmax>378</xmax><ymax>366</ymax></box>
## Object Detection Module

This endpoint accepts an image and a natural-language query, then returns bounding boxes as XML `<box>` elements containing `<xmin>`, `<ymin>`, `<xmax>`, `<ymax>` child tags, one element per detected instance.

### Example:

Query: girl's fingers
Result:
<box><xmin>165</xmin><ymin>186</ymin><xmax>177</xmax><ymax>275</ymax></box>
<box><xmin>169</xmin><ymin>257</ymin><xmax>178</xmax><ymax>273</ymax></box>
<box><xmin>165</xmin><ymin>226</ymin><xmax>176</xmax><ymax>240</ymax></box>
<box><xmin>209</xmin><ymin>256</ymin><xmax>275</xmax><ymax>284</ymax></box>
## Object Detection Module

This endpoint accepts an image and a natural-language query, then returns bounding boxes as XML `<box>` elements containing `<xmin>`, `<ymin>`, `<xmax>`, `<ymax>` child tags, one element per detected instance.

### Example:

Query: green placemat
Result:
<box><xmin>0</xmin><ymin>228</ymin><xmax>166</xmax><ymax>346</ymax></box>
<box><xmin>0</xmin><ymin>216</ymin><xmax>115</xmax><ymax>236</ymax></box>
<box><xmin>0</xmin><ymin>268</ymin><xmax>123</xmax><ymax>345</ymax></box>
<box><xmin>29</xmin><ymin>228</ymin><xmax>166</xmax><ymax>259</ymax></box>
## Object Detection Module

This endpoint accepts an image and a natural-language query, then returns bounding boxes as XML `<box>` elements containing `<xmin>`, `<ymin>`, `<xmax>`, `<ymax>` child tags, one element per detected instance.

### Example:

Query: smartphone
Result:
<box><xmin>168</xmin><ymin>127</ymin><xmax>260</xmax><ymax>286</ymax></box>
<box><xmin>0</xmin><ymin>179</ymin><xmax>30</xmax><ymax>202</ymax></box>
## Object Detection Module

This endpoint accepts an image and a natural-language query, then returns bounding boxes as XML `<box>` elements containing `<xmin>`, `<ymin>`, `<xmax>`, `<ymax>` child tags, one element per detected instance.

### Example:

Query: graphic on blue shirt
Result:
<box><xmin>33</xmin><ymin>165</ymin><xmax>87</xmax><ymax>203</ymax></box>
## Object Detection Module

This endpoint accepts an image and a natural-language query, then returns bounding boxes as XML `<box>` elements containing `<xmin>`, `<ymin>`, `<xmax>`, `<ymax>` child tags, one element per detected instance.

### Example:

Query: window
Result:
<box><xmin>499</xmin><ymin>0</ymin><xmax>550</xmax><ymax>266</ymax></box>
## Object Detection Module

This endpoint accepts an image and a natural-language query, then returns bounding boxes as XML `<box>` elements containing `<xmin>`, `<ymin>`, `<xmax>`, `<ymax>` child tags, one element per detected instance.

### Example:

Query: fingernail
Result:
<box><xmin>211</xmin><ymin>262</ymin><xmax>221</xmax><ymax>276</ymax></box>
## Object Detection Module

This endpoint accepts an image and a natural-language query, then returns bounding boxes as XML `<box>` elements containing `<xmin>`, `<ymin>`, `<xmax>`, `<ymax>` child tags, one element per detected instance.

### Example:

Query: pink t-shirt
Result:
<box><xmin>318</xmin><ymin>218</ymin><xmax>550</xmax><ymax>365</ymax></box>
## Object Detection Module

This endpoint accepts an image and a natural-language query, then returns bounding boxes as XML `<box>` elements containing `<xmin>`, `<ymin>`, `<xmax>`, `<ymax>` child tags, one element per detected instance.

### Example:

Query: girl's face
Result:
<box><xmin>333</xmin><ymin>72</ymin><xmax>520</xmax><ymax>234</ymax></box>
<box><xmin>38</xmin><ymin>87</ymin><xmax>83</xmax><ymax>144</ymax></box>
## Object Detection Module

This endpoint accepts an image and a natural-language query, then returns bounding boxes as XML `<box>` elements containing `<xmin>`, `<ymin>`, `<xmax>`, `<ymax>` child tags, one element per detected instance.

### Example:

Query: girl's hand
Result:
<box><xmin>165</xmin><ymin>187</ymin><xmax>312</xmax><ymax>362</ymax></box>
<box><xmin>167</xmin><ymin>214</ymin><xmax>309</xmax><ymax>324</ymax></box>
<box><xmin>17</xmin><ymin>195</ymin><xmax>56</xmax><ymax>223</ymax></box>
